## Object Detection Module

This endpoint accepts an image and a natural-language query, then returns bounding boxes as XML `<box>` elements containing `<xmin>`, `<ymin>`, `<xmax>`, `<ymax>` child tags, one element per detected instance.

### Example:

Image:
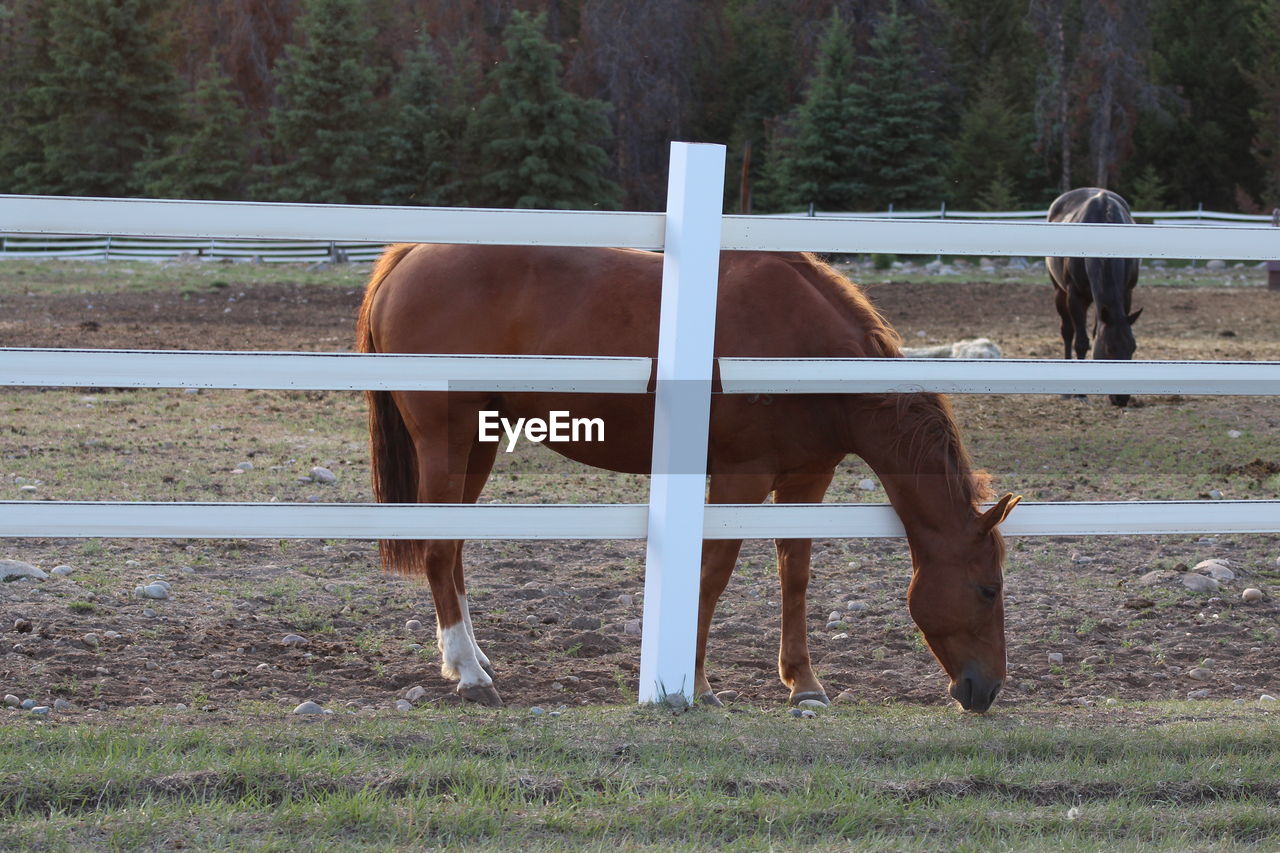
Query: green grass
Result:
<box><xmin>0</xmin><ymin>258</ymin><xmax>370</xmax><ymax>296</ymax></box>
<box><xmin>0</xmin><ymin>702</ymin><xmax>1276</xmax><ymax>851</ymax></box>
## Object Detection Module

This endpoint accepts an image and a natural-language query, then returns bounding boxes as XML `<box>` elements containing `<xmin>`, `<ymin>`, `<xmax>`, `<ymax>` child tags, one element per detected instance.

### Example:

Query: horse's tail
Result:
<box><xmin>356</xmin><ymin>243</ymin><xmax>426</xmax><ymax>574</ymax></box>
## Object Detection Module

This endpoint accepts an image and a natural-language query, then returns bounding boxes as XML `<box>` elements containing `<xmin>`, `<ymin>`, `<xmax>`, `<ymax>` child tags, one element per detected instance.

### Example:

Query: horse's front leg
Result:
<box><xmin>774</xmin><ymin>472</ymin><xmax>835</xmax><ymax>705</ymax></box>
<box><xmin>696</xmin><ymin>473</ymin><xmax>774</xmax><ymax>705</ymax></box>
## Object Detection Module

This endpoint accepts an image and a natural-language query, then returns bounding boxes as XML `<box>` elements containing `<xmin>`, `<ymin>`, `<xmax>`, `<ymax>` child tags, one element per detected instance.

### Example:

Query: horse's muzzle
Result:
<box><xmin>950</xmin><ymin>668</ymin><xmax>1003</xmax><ymax>713</ymax></box>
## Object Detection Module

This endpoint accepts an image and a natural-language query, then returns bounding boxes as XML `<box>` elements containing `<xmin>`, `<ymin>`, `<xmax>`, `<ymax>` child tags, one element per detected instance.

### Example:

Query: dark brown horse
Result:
<box><xmin>356</xmin><ymin>244</ymin><xmax>1020</xmax><ymax>712</ymax></box>
<box><xmin>1046</xmin><ymin>187</ymin><xmax>1143</xmax><ymax>406</ymax></box>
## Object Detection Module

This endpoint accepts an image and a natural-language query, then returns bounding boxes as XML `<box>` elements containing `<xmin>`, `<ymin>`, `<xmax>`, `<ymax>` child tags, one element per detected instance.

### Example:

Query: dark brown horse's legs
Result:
<box><xmin>773</xmin><ymin>473</ymin><xmax>835</xmax><ymax>705</ymax></box>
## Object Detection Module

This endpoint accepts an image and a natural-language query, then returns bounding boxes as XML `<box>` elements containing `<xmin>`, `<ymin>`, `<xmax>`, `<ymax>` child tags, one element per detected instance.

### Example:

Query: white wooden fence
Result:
<box><xmin>3</xmin><ymin>142</ymin><xmax>1280</xmax><ymax>704</ymax></box>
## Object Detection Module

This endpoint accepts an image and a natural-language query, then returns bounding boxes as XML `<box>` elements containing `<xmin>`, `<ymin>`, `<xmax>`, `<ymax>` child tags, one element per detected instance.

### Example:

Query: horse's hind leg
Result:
<box><xmin>774</xmin><ymin>472</ymin><xmax>835</xmax><ymax>706</ymax></box>
<box><xmin>404</xmin><ymin>396</ymin><xmax>502</xmax><ymax>706</ymax></box>
<box><xmin>456</xmin><ymin>438</ymin><xmax>499</xmax><ymax>680</ymax></box>
<box><xmin>1054</xmin><ymin>288</ymin><xmax>1074</xmax><ymax>361</ymax></box>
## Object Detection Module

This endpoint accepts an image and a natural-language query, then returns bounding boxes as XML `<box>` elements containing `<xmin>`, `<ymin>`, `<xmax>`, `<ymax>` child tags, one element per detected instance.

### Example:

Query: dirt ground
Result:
<box><xmin>2</xmin><ymin>261</ymin><xmax>1278</xmax><ymax>714</ymax></box>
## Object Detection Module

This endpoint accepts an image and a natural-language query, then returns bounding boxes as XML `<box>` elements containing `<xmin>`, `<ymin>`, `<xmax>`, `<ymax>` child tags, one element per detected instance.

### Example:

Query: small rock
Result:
<box><xmin>404</xmin><ymin>686</ymin><xmax>428</xmax><ymax>703</ymax></box>
<box><xmin>175</xmin><ymin>703</ymin><xmax>187</xmax><ymax>711</ymax></box>
<box><xmin>623</xmin><ymin>619</ymin><xmax>642</xmax><ymax>636</ymax></box>
<box><xmin>845</xmin><ymin>601</ymin><xmax>867</xmax><ymax>612</ymax></box>
<box><xmin>53</xmin><ymin>698</ymin><xmax>74</xmax><ymax>711</ymax></box>
<box><xmin>211</xmin><ymin>669</ymin><xmax>225</xmax><ymax>680</ymax></box>
<box><xmin>530</xmin><ymin>706</ymin><xmax>546</xmax><ymax>716</ymax></box>
<box><xmin>292</xmin><ymin>701</ymin><xmax>325</xmax><ymax>715</ymax></box>
<box><xmin>1137</xmin><ymin>570</ymin><xmax>1177</xmax><ymax>587</ymax></box>
<box><xmin>281</xmin><ymin>633</ymin><xmax>307</xmax><ymax>646</ymax></box>
<box><xmin>1186</xmin><ymin>688</ymin><xmax>1211</xmax><ymax>700</ymax></box>
<box><xmin>1242</xmin><ymin>588</ymin><xmax>1265</xmax><ymax>602</ymax></box>
<box><xmin>235</xmin><ymin>461</ymin><xmax>254</xmax><ymax>471</ymax></box>
<box><xmin>309</xmin><ymin>466</ymin><xmax>337</xmax><ymax>484</ymax></box>
<box><xmin>30</xmin><ymin>706</ymin><xmax>50</xmax><ymax>716</ymax></box>
<box><xmin>715</xmin><ymin>690</ymin><xmax>739</xmax><ymax>703</ymax></box>
<box><xmin>13</xmin><ymin>618</ymin><xmax>32</xmax><ymax>633</ymax></box>
<box><xmin>404</xmin><ymin>619</ymin><xmax>423</xmax><ymax>632</ymax></box>
<box><xmin>1187</xmin><ymin>668</ymin><xmax>1212</xmax><ymax>681</ymax></box>
<box><xmin>4</xmin><ymin>694</ymin><xmax>20</xmax><ymax>707</ymax></box>
<box><xmin>1180</xmin><ymin>573</ymin><xmax>1219</xmax><ymax>594</ymax></box>
<box><xmin>0</xmin><ymin>560</ymin><xmax>47</xmax><ymax>581</ymax></box>
<box><xmin>826</xmin><ymin>621</ymin><xmax>848</xmax><ymax>630</ymax></box>
<box><xmin>134</xmin><ymin>583</ymin><xmax>169</xmax><ymax>600</ymax></box>
<box><xmin>1227</xmin><ymin>430</ymin><xmax>1242</xmax><ymax>438</ymax></box>
<box><xmin>549</xmin><ymin>710</ymin><xmax>562</xmax><ymax>718</ymax></box>
<box><xmin>789</xmin><ymin>708</ymin><xmax>804</xmax><ymax>718</ymax></box>
<box><xmin>800</xmin><ymin>709</ymin><xmax>818</xmax><ymax>719</ymax></box>
<box><xmin>1047</xmin><ymin>653</ymin><xmax>1064</xmax><ymax>665</ymax></box>
<box><xmin>857</xmin><ymin>478</ymin><xmax>877</xmax><ymax>491</ymax></box>
<box><xmin>567</xmin><ymin>615</ymin><xmax>601</xmax><ymax>631</ymax></box>
<box><xmin>82</xmin><ymin>633</ymin><xmax>100</xmax><ymax>648</ymax></box>
<box><xmin>797</xmin><ymin>698</ymin><xmax>828</xmax><ymax>710</ymax></box>
<box><xmin>1260</xmin><ymin>694</ymin><xmax>1277</xmax><ymax>703</ymax></box>
<box><xmin>20</xmin><ymin>699</ymin><xmax>35</xmax><ymax>710</ymax></box>
<box><xmin>664</xmin><ymin>693</ymin><xmax>689</xmax><ymax>712</ymax></box>
<box><xmin>50</xmin><ymin>565</ymin><xmax>74</xmax><ymax>577</ymax></box>
<box><xmin>143</xmin><ymin>608</ymin><xmax>157</xmax><ymax>618</ymax></box>
<box><xmin>1195</xmin><ymin>559</ymin><xmax>1235</xmax><ymax>581</ymax></box>
<box><xmin>1208</xmin><ymin>489</ymin><xmax>1224</xmax><ymax>500</ymax></box>
<box><xmin>524</xmin><ymin>615</ymin><xmax>539</xmax><ymax>625</ymax></box>
<box><xmin>827</xmin><ymin>611</ymin><xmax>842</xmax><ymax>623</ymax></box>
<box><xmin>1201</xmin><ymin>658</ymin><xmax>1218</xmax><ymax>670</ymax></box>
<box><xmin>617</xmin><ymin>594</ymin><xmax>634</xmax><ymax>607</ymax></box>
<box><xmin>394</xmin><ymin>699</ymin><xmax>413</xmax><ymax>711</ymax></box>
<box><xmin>834</xmin><ymin>689</ymin><xmax>858</xmax><ymax>703</ymax></box>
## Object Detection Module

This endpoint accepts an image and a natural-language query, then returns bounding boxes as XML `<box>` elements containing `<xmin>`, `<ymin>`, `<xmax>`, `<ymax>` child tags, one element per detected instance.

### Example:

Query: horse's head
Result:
<box><xmin>906</xmin><ymin>493</ymin><xmax>1020</xmax><ymax>712</ymax></box>
<box><xmin>1095</xmin><ymin>306</ymin><xmax>1142</xmax><ymax>406</ymax></box>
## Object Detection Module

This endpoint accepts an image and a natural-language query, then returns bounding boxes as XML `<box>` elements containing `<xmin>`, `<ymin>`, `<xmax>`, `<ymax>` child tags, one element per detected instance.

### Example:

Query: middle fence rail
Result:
<box><xmin>3</xmin><ymin>141</ymin><xmax>1280</xmax><ymax>703</ymax></box>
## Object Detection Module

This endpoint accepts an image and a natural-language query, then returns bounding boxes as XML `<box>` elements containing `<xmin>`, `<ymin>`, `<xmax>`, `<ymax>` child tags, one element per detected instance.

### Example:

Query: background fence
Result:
<box><xmin>2</xmin><ymin>205</ymin><xmax>1275</xmax><ymax>263</ymax></box>
<box><xmin>3</xmin><ymin>143</ymin><xmax>1280</xmax><ymax>702</ymax></box>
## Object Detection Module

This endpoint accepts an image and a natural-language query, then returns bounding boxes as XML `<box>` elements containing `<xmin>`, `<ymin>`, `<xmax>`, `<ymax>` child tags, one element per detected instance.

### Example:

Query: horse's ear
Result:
<box><xmin>978</xmin><ymin>493</ymin><xmax>1021</xmax><ymax>534</ymax></box>
<box><xmin>1127</xmin><ymin>307</ymin><xmax>1143</xmax><ymax>325</ymax></box>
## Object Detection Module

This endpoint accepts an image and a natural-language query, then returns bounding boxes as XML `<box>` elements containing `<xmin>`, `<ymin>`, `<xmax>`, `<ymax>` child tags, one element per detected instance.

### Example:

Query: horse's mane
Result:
<box><xmin>781</xmin><ymin>253</ymin><xmax>903</xmax><ymax>358</ymax></box>
<box><xmin>890</xmin><ymin>392</ymin><xmax>994</xmax><ymax>508</ymax></box>
<box><xmin>783</xmin><ymin>254</ymin><xmax>992</xmax><ymax>508</ymax></box>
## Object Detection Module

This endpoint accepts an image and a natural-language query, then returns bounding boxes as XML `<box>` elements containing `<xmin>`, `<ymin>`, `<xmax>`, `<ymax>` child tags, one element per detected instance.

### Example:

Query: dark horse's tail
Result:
<box><xmin>356</xmin><ymin>243</ymin><xmax>425</xmax><ymax>574</ymax></box>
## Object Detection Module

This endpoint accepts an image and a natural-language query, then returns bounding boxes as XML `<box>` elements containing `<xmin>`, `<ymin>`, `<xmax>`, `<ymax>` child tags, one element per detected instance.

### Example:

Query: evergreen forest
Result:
<box><xmin>2</xmin><ymin>0</ymin><xmax>1278</xmax><ymax>214</ymax></box>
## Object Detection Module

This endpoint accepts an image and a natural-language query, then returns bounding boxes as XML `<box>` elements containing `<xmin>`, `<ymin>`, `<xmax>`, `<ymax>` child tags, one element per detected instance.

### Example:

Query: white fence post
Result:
<box><xmin>638</xmin><ymin>142</ymin><xmax>726</xmax><ymax>705</ymax></box>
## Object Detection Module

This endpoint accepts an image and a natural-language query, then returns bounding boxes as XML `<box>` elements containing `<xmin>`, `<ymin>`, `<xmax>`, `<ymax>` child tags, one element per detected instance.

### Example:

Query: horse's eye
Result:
<box><xmin>978</xmin><ymin>585</ymin><xmax>999</xmax><ymax>602</ymax></box>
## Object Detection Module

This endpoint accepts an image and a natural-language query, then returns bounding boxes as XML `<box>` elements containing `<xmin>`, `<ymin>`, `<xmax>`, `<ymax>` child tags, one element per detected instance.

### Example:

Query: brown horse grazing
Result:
<box><xmin>356</xmin><ymin>244</ymin><xmax>1020</xmax><ymax>712</ymax></box>
<box><xmin>1046</xmin><ymin>187</ymin><xmax>1143</xmax><ymax>406</ymax></box>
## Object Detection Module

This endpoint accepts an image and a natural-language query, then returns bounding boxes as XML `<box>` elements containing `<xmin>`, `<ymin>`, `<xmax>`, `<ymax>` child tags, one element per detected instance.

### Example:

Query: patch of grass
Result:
<box><xmin>0</xmin><ymin>703</ymin><xmax>1276</xmax><ymax>850</ymax></box>
<box><xmin>66</xmin><ymin>601</ymin><xmax>98</xmax><ymax>614</ymax></box>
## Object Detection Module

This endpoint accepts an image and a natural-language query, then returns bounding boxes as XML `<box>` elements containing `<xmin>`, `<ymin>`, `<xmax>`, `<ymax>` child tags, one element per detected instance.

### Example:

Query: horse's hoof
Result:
<box><xmin>457</xmin><ymin>683</ymin><xmax>503</xmax><ymax>707</ymax></box>
<box><xmin>698</xmin><ymin>691</ymin><xmax>723</xmax><ymax>707</ymax></box>
<box><xmin>789</xmin><ymin>691</ymin><xmax>830</xmax><ymax>707</ymax></box>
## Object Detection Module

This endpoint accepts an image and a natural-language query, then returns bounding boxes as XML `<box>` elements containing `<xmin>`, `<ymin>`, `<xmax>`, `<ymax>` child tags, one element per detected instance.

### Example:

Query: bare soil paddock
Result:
<box><xmin>1</xmin><ymin>260</ymin><xmax>1278</xmax><ymax>714</ymax></box>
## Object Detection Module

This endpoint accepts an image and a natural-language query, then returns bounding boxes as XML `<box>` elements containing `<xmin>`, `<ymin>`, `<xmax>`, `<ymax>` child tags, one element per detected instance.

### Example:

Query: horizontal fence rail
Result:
<box><xmin>719</xmin><ymin>357</ymin><xmax>1280</xmax><ymax>396</ymax></box>
<box><xmin>5</xmin><ymin>349</ymin><xmax>1280</xmax><ymax>396</ymax></box>
<box><xmin>0</xmin><ymin>195</ymin><xmax>667</xmax><ymax>249</ymax></box>
<box><xmin>0</xmin><ymin>349</ymin><xmax>652</xmax><ymax>393</ymax></box>
<box><xmin>5</xmin><ymin>194</ymin><xmax>1280</xmax><ymax>260</ymax></box>
<box><xmin>5</xmin><ymin>500</ymin><xmax>1278</xmax><ymax>540</ymax></box>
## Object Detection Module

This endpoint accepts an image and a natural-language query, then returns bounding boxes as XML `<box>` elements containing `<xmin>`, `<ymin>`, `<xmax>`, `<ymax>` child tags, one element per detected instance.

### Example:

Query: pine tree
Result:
<box><xmin>12</xmin><ymin>0</ymin><xmax>179</xmax><ymax>197</ymax></box>
<box><xmin>0</xmin><ymin>1</ymin><xmax>52</xmax><ymax>193</ymax></box>
<box><xmin>760</xmin><ymin>10</ymin><xmax>860</xmax><ymax>212</ymax></box>
<box><xmin>137</xmin><ymin>65</ymin><xmax>253</xmax><ymax>200</ymax></box>
<box><xmin>947</xmin><ymin>72</ymin><xmax>1038</xmax><ymax>208</ymax></box>
<box><xmin>1248</xmin><ymin>0</ymin><xmax>1280</xmax><ymax>207</ymax></box>
<box><xmin>975</xmin><ymin>167</ymin><xmax>1020</xmax><ymax>211</ymax></box>
<box><xmin>1126</xmin><ymin>164</ymin><xmax>1170</xmax><ymax>213</ymax></box>
<box><xmin>378</xmin><ymin>33</ymin><xmax>456</xmax><ymax>206</ymax></box>
<box><xmin>467</xmin><ymin>11</ymin><xmax>621</xmax><ymax>210</ymax></box>
<box><xmin>848</xmin><ymin>7</ymin><xmax>947</xmax><ymax>210</ymax></box>
<box><xmin>260</xmin><ymin>0</ymin><xmax>380</xmax><ymax>204</ymax></box>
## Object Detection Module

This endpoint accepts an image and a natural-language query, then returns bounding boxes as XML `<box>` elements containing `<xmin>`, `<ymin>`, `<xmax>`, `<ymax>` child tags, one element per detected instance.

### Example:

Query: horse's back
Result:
<box><xmin>1048</xmin><ymin>187</ymin><xmax>1134</xmax><ymax>226</ymax></box>
<box><xmin>365</xmin><ymin>245</ymin><xmax>896</xmax><ymax>361</ymax></box>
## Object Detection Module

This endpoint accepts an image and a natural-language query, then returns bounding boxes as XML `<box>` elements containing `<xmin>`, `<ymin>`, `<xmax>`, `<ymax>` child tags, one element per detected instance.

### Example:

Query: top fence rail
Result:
<box><xmin>2</xmin><ymin>194</ymin><xmax>1279</xmax><ymax>260</ymax></box>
